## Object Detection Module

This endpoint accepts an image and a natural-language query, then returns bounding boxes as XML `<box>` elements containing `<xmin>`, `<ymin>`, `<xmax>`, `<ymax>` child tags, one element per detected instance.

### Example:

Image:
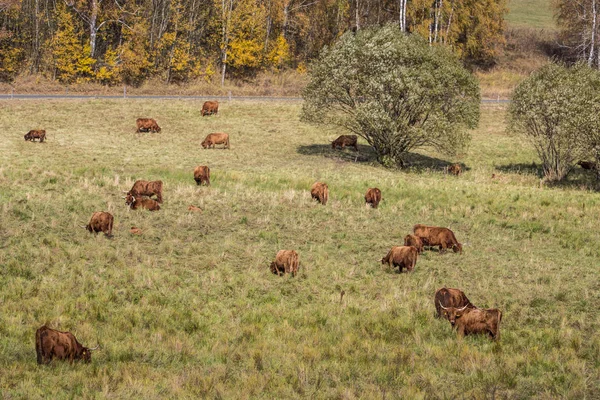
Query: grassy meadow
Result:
<box><xmin>506</xmin><ymin>0</ymin><xmax>554</xmax><ymax>29</ymax></box>
<box><xmin>1</xmin><ymin>100</ymin><xmax>599</xmax><ymax>398</ymax></box>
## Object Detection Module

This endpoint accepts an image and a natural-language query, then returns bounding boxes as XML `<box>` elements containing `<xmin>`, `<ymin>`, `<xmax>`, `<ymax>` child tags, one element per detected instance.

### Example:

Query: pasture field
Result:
<box><xmin>506</xmin><ymin>0</ymin><xmax>555</xmax><ymax>29</ymax></box>
<box><xmin>1</xmin><ymin>100</ymin><xmax>599</xmax><ymax>399</ymax></box>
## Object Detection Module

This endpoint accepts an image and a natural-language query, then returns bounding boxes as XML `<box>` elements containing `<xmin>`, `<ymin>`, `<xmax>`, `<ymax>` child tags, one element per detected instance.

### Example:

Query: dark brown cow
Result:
<box><xmin>331</xmin><ymin>135</ymin><xmax>358</xmax><ymax>150</ymax></box>
<box><xmin>136</xmin><ymin>118</ymin><xmax>161</xmax><ymax>133</ymax></box>
<box><xmin>413</xmin><ymin>224</ymin><xmax>462</xmax><ymax>254</ymax></box>
<box><xmin>311</xmin><ymin>182</ymin><xmax>329</xmax><ymax>205</ymax></box>
<box><xmin>194</xmin><ymin>166</ymin><xmax>210</xmax><ymax>186</ymax></box>
<box><xmin>434</xmin><ymin>288</ymin><xmax>474</xmax><ymax>319</ymax></box>
<box><xmin>126</xmin><ymin>180</ymin><xmax>163</xmax><ymax>203</ymax></box>
<box><xmin>447</xmin><ymin>164</ymin><xmax>462</xmax><ymax>176</ymax></box>
<box><xmin>201</xmin><ymin>101</ymin><xmax>219</xmax><ymax>116</ymax></box>
<box><xmin>365</xmin><ymin>187</ymin><xmax>382</xmax><ymax>208</ymax></box>
<box><xmin>36</xmin><ymin>325</ymin><xmax>98</xmax><ymax>364</ymax></box>
<box><xmin>201</xmin><ymin>133</ymin><xmax>230</xmax><ymax>149</ymax></box>
<box><xmin>403</xmin><ymin>234</ymin><xmax>424</xmax><ymax>254</ymax></box>
<box><xmin>124</xmin><ymin>194</ymin><xmax>161</xmax><ymax>211</ymax></box>
<box><xmin>24</xmin><ymin>129</ymin><xmax>46</xmax><ymax>142</ymax></box>
<box><xmin>381</xmin><ymin>246</ymin><xmax>418</xmax><ymax>273</ymax></box>
<box><xmin>84</xmin><ymin>212</ymin><xmax>114</xmax><ymax>237</ymax></box>
<box><xmin>270</xmin><ymin>250</ymin><xmax>299</xmax><ymax>277</ymax></box>
<box><xmin>577</xmin><ymin>160</ymin><xmax>597</xmax><ymax>170</ymax></box>
<box><xmin>439</xmin><ymin>304</ymin><xmax>502</xmax><ymax>340</ymax></box>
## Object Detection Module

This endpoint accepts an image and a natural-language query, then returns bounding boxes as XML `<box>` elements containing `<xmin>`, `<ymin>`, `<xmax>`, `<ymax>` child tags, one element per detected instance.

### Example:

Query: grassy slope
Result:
<box><xmin>505</xmin><ymin>0</ymin><xmax>555</xmax><ymax>29</ymax></box>
<box><xmin>1</xmin><ymin>100</ymin><xmax>599</xmax><ymax>398</ymax></box>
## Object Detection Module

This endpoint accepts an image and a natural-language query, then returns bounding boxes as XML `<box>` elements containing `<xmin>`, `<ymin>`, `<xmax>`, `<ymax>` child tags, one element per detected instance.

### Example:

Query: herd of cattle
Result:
<box><xmin>24</xmin><ymin>100</ymin><xmax>502</xmax><ymax>365</ymax></box>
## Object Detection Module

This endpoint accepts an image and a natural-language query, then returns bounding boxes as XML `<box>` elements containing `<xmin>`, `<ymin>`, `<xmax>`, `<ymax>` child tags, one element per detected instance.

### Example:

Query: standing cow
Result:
<box><xmin>381</xmin><ymin>246</ymin><xmax>418</xmax><ymax>273</ymax></box>
<box><xmin>365</xmin><ymin>188</ymin><xmax>382</xmax><ymax>208</ymax></box>
<box><xmin>124</xmin><ymin>194</ymin><xmax>161</xmax><ymax>211</ymax></box>
<box><xmin>201</xmin><ymin>101</ymin><xmax>219</xmax><ymax>116</ymax></box>
<box><xmin>270</xmin><ymin>250</ymin><xmax>299</xmax><ymax>277</ymax></box>
<box><xmin>136</xmin><ymin>118</ymin><xmax>161</xmax><ymax>133</ymax></box>
<box><xmin>438</xmin><ymin>304</ymin><xmax>503</xmax><ymax>340</ymax></box>
<box><xmin>125</xmin><ymin>180</ymin><xmax>163</xmax><ymax>203</ymax></box>
<box><xmin>311</xmin><ymin>182</ymin><xmax>329</xmax><ymax>205</ymax></box>
<box><xmin>413</xmin><ymin>224</ymin><xmax>462</xmax><ymax>254</ymax></box>
<box><xmin>84</xmin><ymin>212</ymin><xmax>114</xmax><ymax>237</ymax></box>
<box><xmin>447</xmin><ymin>164</ymin><xmax>462</xmax><ymax>176</ymax></box>
<box><xmin>403</xmin><ymin>234</ymin><xmax>424</xmax><ymax>254</ymax></box>
<box><xmin>201</xmin><ymin>133</ymin><xmax>230</xmax><ymax>149</ymax></box>
<box><xmin>194</xmin><ymin>166</ymin><xmax>210</xmax><ymax>186</ymax></box>
<box><xmin>331</xmin><ymin>135</ymin><xmax>358</xmax><ymax>150</ymax></box>
<box><xmin>434</xmin><ymin>288</ymin><xmax>474</xmax><ymax>319</ymax></box>
<box><xmin>24</xmin><ymin>129</ymin><xmax>46</xmax><ymax>142</ymax></box>
<box><xmin>36</xmin><ymin>325</ymin><xmax>98</xmax><ymax>364</ymax></box>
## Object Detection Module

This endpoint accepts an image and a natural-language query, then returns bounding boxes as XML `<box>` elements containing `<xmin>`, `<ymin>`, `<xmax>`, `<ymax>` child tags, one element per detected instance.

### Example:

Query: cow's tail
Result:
<box><xmin>36</xmin><ymin>327</ymin><xmax>44</xmax><ymax>364</ymax></box>
<box><xmin>323</xmin><ymin>187</ymin><xmax>329</xmax><ymax>205</ymax></box>
<box><xmin>226</xmin><ymin>136</ymin><xmax>230</xmax><ymax>149</ymax></box>
<box><xmin>108</xmin><ymin>216</ymin><xmax>114</xmax><ymax>237</ymax></box>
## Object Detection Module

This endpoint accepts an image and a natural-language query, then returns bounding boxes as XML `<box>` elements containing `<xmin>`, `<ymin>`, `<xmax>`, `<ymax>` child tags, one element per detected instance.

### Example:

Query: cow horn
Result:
<box><xmin>80</xmin><ymin>225</ymin><xmax>87</xmax><ymax>228</ymax></box>
<box><xmin>438</xmin><ymin>301</ymin><xmax>448</xmax><ymax>310</ymax></box>
<box><xmin>458</xmin><ymin>304</ymin><xmax>469</xmax><ymax>311</ymax></box>
<box><xmin>89</xmin><ymin>344</ymin><xmax>100</xmax><ymax>351</ymax></box>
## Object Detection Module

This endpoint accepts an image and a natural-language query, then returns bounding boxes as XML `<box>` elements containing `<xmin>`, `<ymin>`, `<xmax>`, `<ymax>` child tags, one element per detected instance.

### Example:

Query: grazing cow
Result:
<box><xmin>24</xmin><ymin>129</ymin><xmax>46</xmax><ymax>142</ymax></box>
<box><xmin>577</xmin><ymin>160</ymin><xmax>597</xmax><ymax>170</ymax></box>
<box><xmin>381</xmin><ymin>246</ymin><xmax>418</xmax><ymax>273</ymax></box>
<box><xmin>331</xmin><ymin>135</ymin><xmax>358</xmax><ymax>150</ymax></box>
<box><xmin>201</xmin><ymin>101</ymin><xmax>219</xmax><ymax>116</ymax></box>
<box><xmin>201</xmin><ymin>133</ymin><xmax>230</xmax><ymax>149</ymax></box>
<box><xmin>130</xmin><ymin>226</ymin><xmax>142</xmax><ymax>235</ymax></box>
<box><xmin>36</xmin><ymin>325</ymin><xmax>98</xmax><ymax>364</ymax></box>
<box><xmin>270</xmin><ymin>250</ymin><xmax>299</xmax><ymax>277</ymax></box>
<box><xmin>188</xmin><ymin>205</ymin><xmax>203</xmax><ymax>212</ymax></box>
<box><xmin>447</xmin><ymin>164</ymin><xmax>462</xmax><ymax>176</ymax></box>
<box><xmin>194</xmin><ymin>166</ymin><xmax>210</xmax><ymax>186</ymax></box>
<box><xmin>136</xmin><ymin>118</ymin><xmax>161</xmax><ymax>133</ymax></box>
<box><xmin>126</xmin><ymin>180</ymin><xmax>163</xmax><ymax>203</ymax></box>
<box><xmin>403</xmin><ymin>234</ymin><xmax>424</xmax><ymax>254</ymax></box>
<box><xmin>365</xmin><ymin>187</ymin><xmax>382</xmax><ymax>208</ymax></box>
<box><xmin>413</xmin><ymin>224</ymin><xmax>462</xmax><ymax>254</ymax></box>
<box><xmin>311</xmin><ymin>182</ymin><xmax>329</xmax><ymax>205</ymax></box>
<box><xmin>84</xmin><ymin>212</ymin><xmax>114</xmax><ymax>237</ymax></box>
<box><xmin>124</xmin><ymin>194</ymin><xmax>161</xmax><ymax>211</ymax></box>
<box><xmin>434</xmin><ymin>288</ymin><xmax>474</xmax><ymax>319</ymax></box>
<box><xmin>438</xmin><ymin>304</ymin><xmax>502</xmax><ymax>340</ymax></box>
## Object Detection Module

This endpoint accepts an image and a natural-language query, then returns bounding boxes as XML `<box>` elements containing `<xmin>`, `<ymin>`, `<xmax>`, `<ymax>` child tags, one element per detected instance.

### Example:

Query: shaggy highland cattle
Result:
<box><xmin>439</xmin><ymin>304</ymin><xmax>502</xmax><ymax>340</ymax></box>
<box><xmin>365</xmin><ymin>188</ymin><xmax>382</xmax><ymax>208</ymax></box>
<box><xmin>126</xmin><ymin>180</ymin><xmax>163</xmax><ymax>203</ymax></box>
<box><xmin>381</xmin><ymin>246</ymin><xmax>418</xmax><ymax>273</ymax></box>
<box><xmin>24</xmin><ymin>129</ymin><xmax>46</xmax><ymax>142</ymax></box>
<box><xmin>36</xmin><ymin>325</ymin><xmax>98</xmax><ymax>364</ymax></box>
<box><xmin>577</xmin><ymin>160</ymin><xmax>597</xmax><ymax>170</ymax></box>
<box><xmin>331</xmin><ymin>135</ymin><xmax>358</xmax><ymax>150</ymax></box>
<box><xmin>310</xmin><ymin>182</ymin><xmax>329</xmax><ymax>205</ymax></box>
<box><xmin>447</xmin><ymin>164</ymin><xmax>462</xmax><ymax>175</ymax></box>
<box><xmin>84</xmin><ymin>212</ymin><xmax>114</xmax><ymax>237</ymax></box>
<box><xmin>270</xmin><ymin>250</ymin><xmax>299</xmax><ymax>277</ymax></box>
<box><xmin>194</xmin><ymin>166</ymin><xmax>210</xmax><ymax>186</ymax></box>
<box><xmin>403</xmin><ymin>234</ymin><xmax>424</xmax><ymax>254</ymax></box>
<box><xmin>124</xmin><ymin>194</ymin><xmax>161</xmax><ymax>211</ymax></box>
<box><xmin>201</xmin><ymin>133</ymin><xmax>230</xmax><ymax>149</ymax></box>
<box><xmin>434</xmin><ymin>288</ymin><xmax>474</xmax><ymax>319</ymax></box>
<box><xmin>413</xmin><ymin>224</ymin><xmax>462</xmax><ymax>254</ymax></box>
<box><xmin>136</xmin><ymin>118</ymin><xmax>161</xmax><ymax>133</ymax></box>
<box><xmin>201</xmin><ymin>101</ymin><xmax>219</xmax><ymax>116</ymax></box>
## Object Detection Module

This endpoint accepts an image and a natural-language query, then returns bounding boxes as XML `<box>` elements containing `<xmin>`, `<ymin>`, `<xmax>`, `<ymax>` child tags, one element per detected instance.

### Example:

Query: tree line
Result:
<box><xmin>0</xmin><ymin>0</ymin><xmax>508</xmax><ymax>85</ymax></box>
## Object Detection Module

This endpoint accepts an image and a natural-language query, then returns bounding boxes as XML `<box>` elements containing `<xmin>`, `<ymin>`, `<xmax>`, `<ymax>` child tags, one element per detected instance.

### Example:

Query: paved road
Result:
<box><xmin>0</xmin><ymin>93</ymin><xmax>510</xmax><ymax>103</ymax></box>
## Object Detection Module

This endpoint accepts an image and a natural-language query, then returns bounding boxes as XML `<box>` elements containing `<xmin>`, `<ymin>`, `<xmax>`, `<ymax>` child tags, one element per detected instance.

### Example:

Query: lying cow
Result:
<box><xmin>331</xmin><ymin>135</ymin><xmax>358</xmax><ymax>150</ymax></box>
<box><xmin>381</xmin><ymin>246</ymin><xmax>418</xmax><ymax>273</ymax></box>
<box><xmin>434</xmin><ymin>287</ymin><xmax>474</xmax><ymax>319</ymax></box>
<box><xmin>365</xmin><ymin>187</ymin><xmax>382</xmax><ymax>208</ymax></box>
<box><xmin>413</xmin><ymin>224</ymin><xmax>462</xmax><ymax>254</ymax></box>
<box><xmin>194</xmin><ymin>166</ymin><xmax>210</xmax><ymax>186</ymax></box>
<box><xmin>36</xmin><ymin>325</ymin><xmax>98</xmax><ymax>364</ymax></box>
<box><xmin>84</xmin><ymin>211</ymin><xmax>114</xmax><ymax>237</ymax></box>
<box><xmin>311</xmin><ymin>182</ymin><xmax>329</xmax><ymax>205</ymax></box>
<box><xmin>439</xmin><ymin>303</ymin><xmax>502</xmax><ymax>340</ymax></box>
<box><xmin>124</xmin><ymin>193</ymin><xmax>161</xmax><ymax>211</ymax></box>
<box><xmin>126</xmin><ymin>180</ymin><xmax>163</xmax><ymax>203</ymax></box>
<box><xmin>447</xmin><ymin>164</ymin><xmax>462</xmax><ymax>176</ymax></box>
<box><xmin>403</xmin><ymin>234</ymin><xmax>424</xmax><ymax>254</ymax></box>
<box><xmin>270</xmin><ymin>250</ymin><xmax>299</xmax><ymax>277</ymax></box>
<box><xmin>201</xmin><ymin>101</ymin><xmax>219</xmax><ymax>116</ymax></box>
<box><xmin>201</xmin><ymin>133</ymin><xmax>230</xmax><ymax>149</ymax></box>
<box><xmin>577</xmin><ymin>160</ymin><xmax>597</xmax><ymax>170</ymax></box>
<box><xmin>136</xmin><ymin>118</ymin><xmax>161</xmax><ymax>133</ymax></box>
<box><xmin>24</xmin><ymin>129</ymin><xmax>46</xmax><ymax>142</ymax></box>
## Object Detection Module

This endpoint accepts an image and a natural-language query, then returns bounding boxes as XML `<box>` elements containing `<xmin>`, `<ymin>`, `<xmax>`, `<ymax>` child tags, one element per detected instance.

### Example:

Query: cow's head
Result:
<box><xmin>155</xmin><ymin>126</ymin><xmax>161</xmax><ymax>133</ymax></box>
<box><xmin>439</xmin><ymin>302</ymin><xmax>469</xmax><ymax>325</ymax></box>
<box><xmin>78</xmin><ymin>343</ymin><xmax>99</xmax><ymax>363</ymax></box>
<box><xmin>453</xmin><ymin>243</ymin><xmax>463</xmax><ymax>254</ymax></box>
<box><xmin>124</xmin><ymin>193</ymin><xmax>136</xmax><ymax>206</ymax></box>
<box><xmin>201</xmin><ymin>140</ymin><xmax>209</xmax><ymax>149</ymax></box>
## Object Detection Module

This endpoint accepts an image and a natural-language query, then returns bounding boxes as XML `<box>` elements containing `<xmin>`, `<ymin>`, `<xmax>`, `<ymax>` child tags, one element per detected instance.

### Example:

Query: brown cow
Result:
<box><xmin>84</xmin><ymin>212</ymin><xmax>114</xmax><ymax>237</ymax></box>
<box><xmin>188</xmin><ymin>205</ymin><xmax>203</xmax><ymax>212</ymax></box>
<box><xmin>577</xmin><ymin>160</ymin><xmax>597</xmax><ymax>170</ymax></box>
<box><xmin>194</xmin><ymin>166</ymin><xmax>210</xmax><ymax>186</ymax></box>
<box><xmin>403</xmin><ymin>234</ymin><xmax>424</xmax><ymax>254</ymax></box>
<box><xmin>126</xmin><ymin>180</ymin><xmax>163</xmax><ymax>203</ymax></box>
<box><xmin>136</xmin><ymin>118</ymin><xmax>161</xmax><ymax>133</ymax></box>
<box><xmin>447</xmin><ymin>164</ymin><xmax>462</xmax><ymax>176</ymax></box>
<box><xmin>413</xmin><ymin>224</ymin><xmax>462</xmax><ymax>254</ymax></box>
<box><xmin>311</xmin><ymin>182</ymin><xmax>329</xmax><ymax>205</ymax></box>
<box><xmin>201</xmin><ymin>101</ymin><xmax>219</xmax><ymax>116</ymax></box>
<box><xmin>331</xmin><ymin>135</ymin><xmax>358</xmax><ymax>150</ymax></box>
<box><xmin>36</xmin><ymin>325</ymin><xmax>98</xmax><ymax>364</ymax></box>
<box><xmin>130</xmin><ymin>226</ymin><xmax>142</xmax><ymax>235</ymax></box>
<box><xmin>381</xmin><ymin>246</ymin><xmax>418</xmax><ymax>273</ymax></box>
<box><xmin>201</xmin><ymin>133</ymin><xmax>230</xmax><ymax>149</ymax></box>
<box><xmin>124</xmin><ymin>194</ymin><xmax>161</xmax><ymax>211</ymax></box>
<box><xmin>439</xmin><ymin>304</ymin><xmax>502</xmax><ymax>340</ymax></box>
<box><xmin>270</xmin><ymin>250</ymin><xmax>299</xmax><ymax>277</ymax></box>
<box><xmin>24</xmin><ymin>129</ymin><xmax>46</xmax><ymax>142</ymax></box>
<box><xmin>434</xmin><ymin>288</ymin><xmax>474</xmax><ymax>319</ymax></box>
<box><xmin>365</xmin><ymin>187</ymin><xmax>382</xmax><ymax>208</ymax></box>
